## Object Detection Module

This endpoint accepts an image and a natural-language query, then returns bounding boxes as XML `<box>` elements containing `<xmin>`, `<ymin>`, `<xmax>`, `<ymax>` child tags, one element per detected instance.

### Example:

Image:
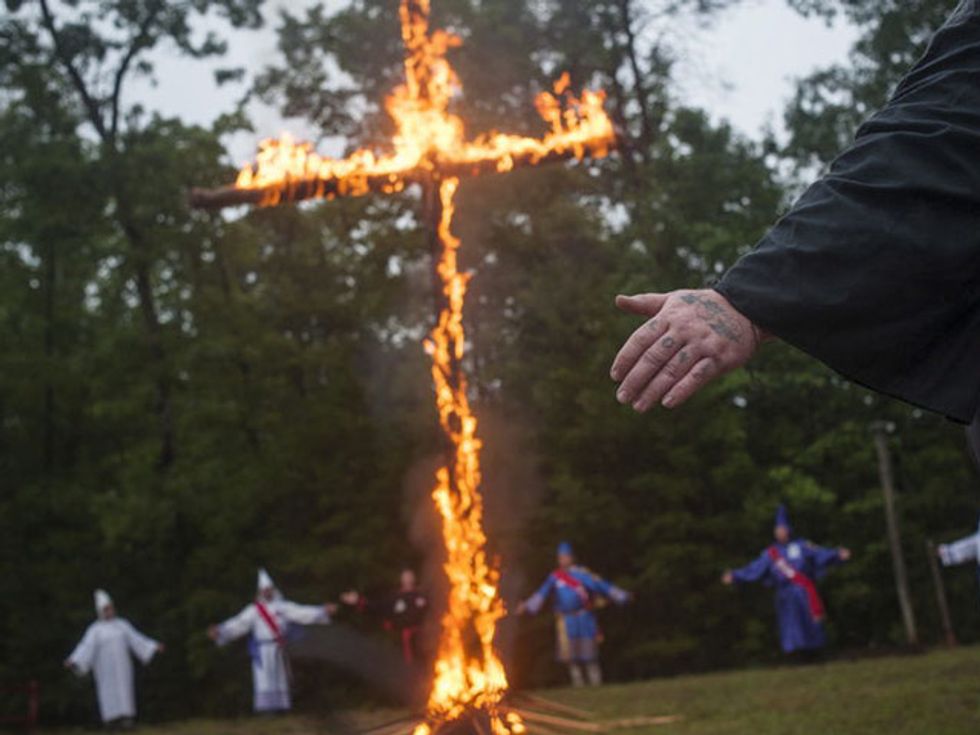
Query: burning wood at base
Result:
<box><xmin>359</xmin><ymin>694</ymin><xmax>681</xmax><ymax>735</ymax></box>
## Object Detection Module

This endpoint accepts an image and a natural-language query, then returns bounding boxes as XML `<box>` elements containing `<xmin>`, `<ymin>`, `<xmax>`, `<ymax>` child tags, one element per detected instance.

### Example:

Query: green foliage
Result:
<box><xmin>1</xmin><ymin>0</ymin><xmax>977</xmax><ymax>726</ymax></box>
<box><xmin>781</xmin><ymin>0</ymin><xmax>960</xmax><ymax>168</ymax></box>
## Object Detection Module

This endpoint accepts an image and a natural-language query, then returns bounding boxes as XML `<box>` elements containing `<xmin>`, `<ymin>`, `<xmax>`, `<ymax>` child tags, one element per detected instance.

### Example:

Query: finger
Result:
<box><xmin>661</xmin><ymin>357</ymin><xmax>721</xmax><ymax>409</ymax></box>
<box><xmin>615</xmin><ymin>293</ymin><xmax>668</xmax><ymax>317</ymax></box>
<box><xmin>610</xmin><ymin>318</ymin><xmax>670</xmax><ymax>382</ymax></box>
<box><xmin>630</xmin><ymin>345</ymin><xmax>699</xmax><ymax>412</ymax></box>
<box><xmin>616</xmin><ymin>331</ymin><xmax>683</xmax><ymax>405</ymax></box>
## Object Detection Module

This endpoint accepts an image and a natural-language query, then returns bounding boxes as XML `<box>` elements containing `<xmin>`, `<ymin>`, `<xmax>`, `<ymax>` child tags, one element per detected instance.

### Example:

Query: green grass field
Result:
<box><xmin>54</xmin><ymin>647</ymin><xmax>980</xmax><ymax>735</ymax></box>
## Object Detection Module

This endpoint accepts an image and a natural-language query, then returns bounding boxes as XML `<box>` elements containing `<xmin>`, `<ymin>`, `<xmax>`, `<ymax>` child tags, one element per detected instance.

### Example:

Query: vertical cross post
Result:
<box><xmin>424</xmin><ymin>175</ymin><xmax>462</xmax><ymax>493</ymax></box>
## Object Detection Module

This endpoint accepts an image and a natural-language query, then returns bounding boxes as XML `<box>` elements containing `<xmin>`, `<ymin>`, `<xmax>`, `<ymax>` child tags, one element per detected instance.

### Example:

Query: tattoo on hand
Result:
<box><xmin>680</xmin><ymin>293</ymin><xmax>742</xmax><ymax>343</ymax></box>
<box><xmin>661</xmin><ymin>336</ymin><xmax>676</xmax><ymax>348</ymax></box>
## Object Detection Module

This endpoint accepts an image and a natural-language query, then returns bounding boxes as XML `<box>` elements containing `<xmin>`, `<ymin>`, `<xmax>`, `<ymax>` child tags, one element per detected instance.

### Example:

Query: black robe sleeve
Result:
<box><xmin>714</xmin><ymin>0</ymin><xmax>980</xmax><ymax>423</ymax></box>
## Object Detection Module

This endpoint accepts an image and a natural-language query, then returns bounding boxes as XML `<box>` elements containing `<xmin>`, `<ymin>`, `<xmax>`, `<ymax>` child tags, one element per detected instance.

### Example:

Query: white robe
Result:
<box><xmin>216</xmin><ymin>598</ymin><xmax>329</xmax><ymax>712</ymax></box>
<box><xmin>67</xmin><ymin>619</ymin><xmax>159</xmax><ymax>723</ymax></box>
<box><xmin>940</xmin><ymin>524</ymin><xmax>980</xmax><ymax>567</ymax></box>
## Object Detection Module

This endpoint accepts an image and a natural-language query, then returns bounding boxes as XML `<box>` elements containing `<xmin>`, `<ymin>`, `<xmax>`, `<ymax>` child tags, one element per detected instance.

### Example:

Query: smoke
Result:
<box><xmin>288</xmin><ymin>624</ymin><xmax>424</xmax><ymax>706</ymax></box>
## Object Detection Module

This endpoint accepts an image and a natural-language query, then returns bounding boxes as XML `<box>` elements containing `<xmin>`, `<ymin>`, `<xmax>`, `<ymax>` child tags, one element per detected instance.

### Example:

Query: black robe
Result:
<box><xmin>715</xmin><ymin>0</ymin><xmax>980</xmax><ymax>425</ymax></box>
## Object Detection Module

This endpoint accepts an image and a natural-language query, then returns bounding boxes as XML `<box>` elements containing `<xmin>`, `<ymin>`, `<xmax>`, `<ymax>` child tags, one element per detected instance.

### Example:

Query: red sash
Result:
<box><xmin>255</xmin><ymin>601</ymin><xmax>285</xmax><ymax>647</ymax></box>
<box><xmin>553</xmin><ymin>569</ymin><xmax>591</xmax><ymax>608</ymax></box>
<box><xmin>767</xmin><ymin>546</ymin><xmax>825</xmax><ymax>622</ymax></box>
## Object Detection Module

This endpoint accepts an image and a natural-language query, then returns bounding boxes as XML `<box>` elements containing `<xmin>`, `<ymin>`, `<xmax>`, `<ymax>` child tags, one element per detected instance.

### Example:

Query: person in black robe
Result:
<box><xmin>611</xmin><ymin>0</ymin><xmax>980</xmax><ymax>454</ymax></box>
<box><xmin>341</xmin><ymin>569</ymin><xmax>430</xmax><ymax>665</ymax></box>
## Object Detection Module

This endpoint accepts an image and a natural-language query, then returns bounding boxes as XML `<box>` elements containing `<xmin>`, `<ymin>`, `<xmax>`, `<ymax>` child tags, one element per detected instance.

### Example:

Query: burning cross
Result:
<box><xmin>191</xmin><ymin>2</ymin><xmax>615</xmax><ymax>733</ymax></box>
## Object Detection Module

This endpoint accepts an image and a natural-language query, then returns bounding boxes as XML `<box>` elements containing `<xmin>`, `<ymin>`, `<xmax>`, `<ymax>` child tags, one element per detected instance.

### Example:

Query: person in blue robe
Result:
<box><xmin>517</xmin><ymin>542</ymin><xmax>630</xmax><ymax>687</ymax></box>
<box><xmin>723</xmin><ymin>505</ymin><xmax>850</xmax><ymax>656</ymax></box>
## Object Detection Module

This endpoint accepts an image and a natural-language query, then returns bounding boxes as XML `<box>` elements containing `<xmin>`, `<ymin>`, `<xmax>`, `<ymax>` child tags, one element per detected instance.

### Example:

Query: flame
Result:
<box><xmin>231</xmin><ymin>1</ymin><xmax>614</xmax><ymax>731</ymax></box>
<box><xmin>416</xmin><ymin>177</ymin><xmax>513</xmax><ymax>734</ymax></box>
<box><xmin>233</xmin><ymin>0</ymin><xmax>614</xmax><ymax>207</ymax></box>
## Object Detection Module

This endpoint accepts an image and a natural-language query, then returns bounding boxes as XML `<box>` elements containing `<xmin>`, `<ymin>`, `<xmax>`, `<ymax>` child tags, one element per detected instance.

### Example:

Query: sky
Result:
<box><xmin>127</xmin><ymin>0</ymin><xmax>858</xmax><ymax>165</ymax></box>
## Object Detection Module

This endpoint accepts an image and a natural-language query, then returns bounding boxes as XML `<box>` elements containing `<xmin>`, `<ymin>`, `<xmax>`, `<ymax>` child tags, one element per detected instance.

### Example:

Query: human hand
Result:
<box><xmin>838</xmin><ymin>548</ymin><xmax>852</xmax><ymax>562</ymax></box>
<box><xmin>721</xmin><ymin>571</ymin><xmax>735</xmax><ymax>586</ymax></box>
<box><xmin>325</xmin><ymin>603</ymin><xmax>339</xmax><ymax>616</ymax></box>
<box><xmin>207</xmin><ymin>625</ymin><xmax>220</xmax><ymax>642</ymax></box>
<box><xmin>611</xmin><ymin>290</ymin><xmax>767</xmax><ymax>411</ymax></box>
<box><xmin>156</xmin><ymin>643</ymin><xmax>166</xmax><ymax>654</ymax></box>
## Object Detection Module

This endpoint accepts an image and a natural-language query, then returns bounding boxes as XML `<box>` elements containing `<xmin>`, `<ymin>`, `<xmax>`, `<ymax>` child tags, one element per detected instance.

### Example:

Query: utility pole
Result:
<box><xmin>872</xmin><ymin>423</ymin><xmax>918</xmax><ymax>646</ymax></box>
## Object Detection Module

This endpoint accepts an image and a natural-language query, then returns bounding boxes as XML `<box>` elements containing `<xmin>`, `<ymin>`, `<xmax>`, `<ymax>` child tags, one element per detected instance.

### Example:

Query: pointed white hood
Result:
<box><xmin>94</xmin><ymin>589</ymin><xmax>113</xmax><ymax>617</ymax></box>
<box><xmin>256</xmin><ymin>568</ymin><xmax>280</xmax><ymax>599</ymax></box>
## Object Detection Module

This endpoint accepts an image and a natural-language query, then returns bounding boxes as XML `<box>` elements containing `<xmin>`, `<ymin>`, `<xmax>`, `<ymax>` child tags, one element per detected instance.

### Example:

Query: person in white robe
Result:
<box><xmin>939</xmin><ymin>517</ymin><xmax>980</xmax><ymax>593</ymax></box>
<box><xmin>208</xmin><ymin>568</ymin><xmax>336</xmax><ymax>714</ymax></box>
<box><xmin>65</xmin><ymin>589</ymin><xmax>163</xmax><ymax>727</ymax></box>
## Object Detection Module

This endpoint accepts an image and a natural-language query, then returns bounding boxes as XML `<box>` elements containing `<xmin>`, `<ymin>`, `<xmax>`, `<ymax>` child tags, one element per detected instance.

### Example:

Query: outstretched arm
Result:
<box><xmin>611</xmin><ymin>5</ymin><xmax>980</xmax><ymax>422</ymax></box>
<box><xmin>723</xmin><ymin>552</ymin><xmax>771</xmax><ymax>586</ymax></box>
<box><xmin>611</xmin><ymin>291</ymin><xmax>765</xmax><ymax>412</ymax></box>
<box><xmin>580</xmin><ymin>571</ymin><xmax>630</xmax><ymax>605</ymax></box>
<box><xmin>518</xmin><ymin>575</ymin><xmax>556</xmax><ymax>615</ymax></box>
<box><xmin>65</xmin><ymin>625</ymin><xmax>97</xmax><ymax>674</ymax></box>
<box><xmin>939</xmin><ymin>533</ymin><xmax>979</xmax><ymax>567</ymax></box>
<box><xmin>805</xmin><ymin>542</ymin><xmax>850</xmax><ymax>579</ymax></box>
<box><xmin>278</xmin><ymin>600</ymin><xmax>332</xmax><ymax>625</ymax></box>
<box><xmin>209</xmin><ymin>605</ymin><xmax>255</xmax><ymax>646</ymax></box>
<box><xmin>121</xmin><ymin>620</ymin><xmax>163</xmax><ymax>664</ymax></box>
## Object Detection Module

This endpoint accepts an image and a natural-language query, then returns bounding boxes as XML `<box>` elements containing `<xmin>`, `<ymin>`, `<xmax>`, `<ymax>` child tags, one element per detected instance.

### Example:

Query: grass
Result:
<box><xmin>50</xmin><ymin>647</ymin><xmax>980</xmax><ymax>735</ymax></box>
<box><xmin>547</xmin><ymin>647</ymin><xmax>980</xmax><ymax>734</ymax></box>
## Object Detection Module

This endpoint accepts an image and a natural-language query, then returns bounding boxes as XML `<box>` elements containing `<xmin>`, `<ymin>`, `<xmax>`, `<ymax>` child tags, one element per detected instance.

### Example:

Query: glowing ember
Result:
<box><xmin>218</xmin><ymin>1</ymin><xmax>614</xmax><ymax>732</ymax></box>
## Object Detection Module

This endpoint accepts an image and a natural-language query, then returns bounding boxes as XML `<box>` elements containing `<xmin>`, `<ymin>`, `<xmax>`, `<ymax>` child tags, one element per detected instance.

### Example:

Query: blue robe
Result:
<box><xmin>525</xmin><ymin>566</ymin><xmax>628</xmax><ymax>662</ymax></box>
<box><xmin>732</xmin><ymin>540</ymin><xmax>842</xmax><ymax>653</ymax></box>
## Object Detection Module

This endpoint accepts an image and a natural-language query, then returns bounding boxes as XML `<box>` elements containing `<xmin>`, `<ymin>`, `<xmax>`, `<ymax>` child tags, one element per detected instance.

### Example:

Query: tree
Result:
<box><xmin>4</xmin><ymin>0</ymin><xmax>263</xmax><ymax>469</ymax></box>
<box><xmin>781</xmin><ymin>0</ymin><xmax>960</xmax><ymax>168</ymax></box>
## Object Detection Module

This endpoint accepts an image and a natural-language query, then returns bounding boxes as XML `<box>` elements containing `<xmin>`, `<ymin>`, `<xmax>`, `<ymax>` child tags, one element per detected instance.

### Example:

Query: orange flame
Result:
<box><xmin>416</xmin><ymin>177</ymin><xmax>516</xmax><ymax>735</ymax></box>
<box><xmin>232</xmin><ymin>1</ymin><xmax>614</xmax><ymax>732</ymax></box>
<box><xmin>233</xmin><ymin>0</ymin><xmax>614</xmax><ymax>206</ymax></box>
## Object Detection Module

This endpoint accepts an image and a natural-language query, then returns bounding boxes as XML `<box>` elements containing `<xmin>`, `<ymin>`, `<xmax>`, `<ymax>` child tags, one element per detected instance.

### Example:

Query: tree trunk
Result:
<box><xmin>117</xmin><ymin>199</ymin><xmax>176</xmax><ymax>470</ymax></box>
<box><xmin>39</xmin><ymin>0</ymin><xmax>177</xmax><ymax>470</ymax></box>
<box><xmin>614</xmin><ymin>0</ymin><xmax>655</xmax><ymax>157</ymax></box>
<box><xmin>872</xmin><ymin>426</ymin><xmax>918</xmax><ymax>646</ymax></box>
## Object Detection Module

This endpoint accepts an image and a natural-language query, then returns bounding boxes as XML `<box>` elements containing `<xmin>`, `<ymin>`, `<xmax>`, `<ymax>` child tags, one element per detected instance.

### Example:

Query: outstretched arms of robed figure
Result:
<box><xmin>722</xmin><ymin>545</ymin><xmax>850</xmax><ymax>586</ymax></box>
